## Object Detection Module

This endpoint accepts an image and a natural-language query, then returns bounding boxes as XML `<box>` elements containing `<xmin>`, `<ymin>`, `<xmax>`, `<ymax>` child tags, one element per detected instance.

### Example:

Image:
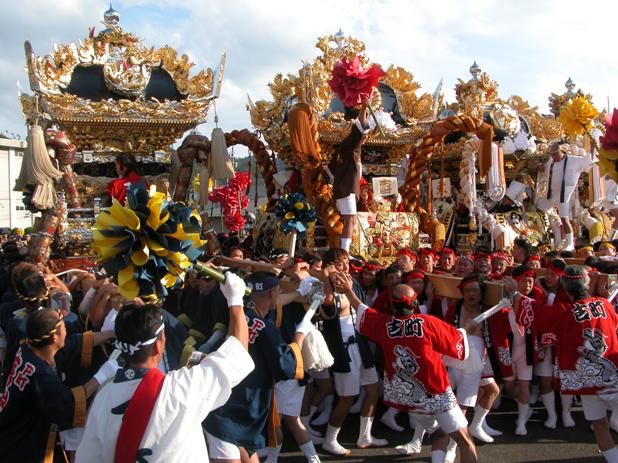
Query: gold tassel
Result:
<box><xmin>198</xmin><ymin>161</ymin><xmax>210</xmax><ymax>207</ymax></box>
<box><xmin>14</xmin><ymin>124</ymin><xmax>63</xmax><ymax>210</ymax></box>
<box><xmin>210</xmin><ymin>127</ymin><xmax>235</xmax><ymax>180</ymax></box>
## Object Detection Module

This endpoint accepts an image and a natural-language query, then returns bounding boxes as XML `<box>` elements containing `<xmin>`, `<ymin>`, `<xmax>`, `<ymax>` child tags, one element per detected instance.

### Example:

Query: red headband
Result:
<box><xmin>418</xmin><ymin>248</ymin><xmax>434</xmax><ymax>258</ymax></box>
<box><xmin>392</xmin><ymin>291</ymin><xmax>417</xmax><ymax>305</ymax></box>
<box><xmin>397</xmin><ymin>249</ymin><xmax>417</xmax><ymax>260</ymax></box>
<box><xmin>364</xmin><ymin>263</ymin><xmax>383</xmax><ymax>272</ymax></box>
<box><xmin>349</xmin><ymin>261</ymin><xmax>364</xmax><ymax>272</ymax></box>
<box><xmin>561</xmin><ymin>273</ymin><xmax>588</xmax><ymax>279</ymax></box>
<box><xmin>458</xmin><ymin>254</ymin><xmax>476</xmax><ymax>263</ymax></box>
<box><xmin>546</xmin><ymin>261</ymin><xmax>564</xmax><ymax>276</ymax></box>
<box><xmin>441</xmin><ymin>248</ymin><xmax>456</xmax><ymax>257</ymax></box>
<box><xmin>526</xmin><ymin>256</ymin><xmax>541</xmax><ymax>263</ymax></box>
<box><xmin>405</xmin><ymin>271</ymin><xmax>426</xmax><ymax>282</ymax></box>
<box><xmin>514</xmin><ymin>270</ymin><xmax>536</xmax><ymax>281</ymax></box>
<box><xmin>491</xmin><ymin>252</ymin><xmax>508</xmax><ymax>261</ymax></box>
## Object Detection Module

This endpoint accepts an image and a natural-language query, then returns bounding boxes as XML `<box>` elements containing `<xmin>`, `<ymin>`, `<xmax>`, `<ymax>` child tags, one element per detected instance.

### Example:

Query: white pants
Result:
<box><xmin>206</xmin><ymin>432</ymin><xmax>241</xmax><ymax>459</ymax></box>
<box><xmin>504</xmin><ymin>356</ymin><xmax>533</xmax><ymax>382</ymax></box>
<box><xmin>534</xmin><ymin>348</ymin><xmax>554</xmax><ymax>377</ymax></box>
<box><xmin>435</xmin><ymin>406</ymin><xmax>469</xmax><ymax>434</ymax></box>
<box><xmin>581</xmin><ymin>394</ymin><xmax>618</xmax><ymax>421</ymax></box>
<box><xmin>275</xmin><ymin>379</ymin><xmax>306</xmax><ymax>416</ymax></box>
<box><xmin>448</xmin><ymin>368</ymin><xmax>481</xmax><ymax>408</ymax></box>
<box><xmin>336</xmin><ymin>194</ymin><xmax>357</xmax><ymax>215</ymax></box>
<box><xmin>333</xmin><ymin>343</ymin><xmax>379</xmax><ymax>396</ymax></box>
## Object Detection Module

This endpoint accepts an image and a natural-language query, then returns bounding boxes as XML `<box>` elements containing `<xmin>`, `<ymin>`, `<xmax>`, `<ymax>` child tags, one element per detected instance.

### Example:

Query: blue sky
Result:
<box><xmin>1</xmin><ymin>0</ymin><xmax>616</xmax><ymax>153</ymax></box>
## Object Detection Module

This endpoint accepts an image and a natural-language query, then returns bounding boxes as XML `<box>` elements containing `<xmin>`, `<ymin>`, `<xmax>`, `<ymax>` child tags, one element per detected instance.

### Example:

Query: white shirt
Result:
<box><xmin>75</xmin><ymin>337</ymin><xmax>254</xmax><ymax>463</ymax></box>
<box><xmin>545</xmin><ymin>153</ymin><xmax>592</xmax><ymax>204</ymax></box>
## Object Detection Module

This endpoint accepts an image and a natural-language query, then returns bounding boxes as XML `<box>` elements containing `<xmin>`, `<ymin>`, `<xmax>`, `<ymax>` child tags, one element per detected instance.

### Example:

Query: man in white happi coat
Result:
<box><xmin>75</xmin><ymin>273</ymin><xmax>254</xmax><ymax>463</ymax></box>
<box><xmin>537</xmin><ymin>140</ymin><xmax>592</xmax><ymax>251</ymax></box>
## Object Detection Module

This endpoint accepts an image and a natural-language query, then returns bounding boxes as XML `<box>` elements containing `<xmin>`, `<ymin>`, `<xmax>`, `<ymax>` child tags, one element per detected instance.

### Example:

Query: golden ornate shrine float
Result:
<box><xmin>15</xmin><ymin>7</ymin><xmax>618</xmax><ymax>267</ymax></box>
<box><xmin>249</xmin><ymin>32</ymin><xmax>615</xmax><ymax>260</ymax></box>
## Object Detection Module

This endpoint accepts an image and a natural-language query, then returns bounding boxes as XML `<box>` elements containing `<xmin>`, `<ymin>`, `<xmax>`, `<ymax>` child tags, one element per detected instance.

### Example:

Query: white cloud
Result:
<box><xmin>1</xmin><ymin>0</ymin><xmax>617</xmax><ymax>146</ymax></box>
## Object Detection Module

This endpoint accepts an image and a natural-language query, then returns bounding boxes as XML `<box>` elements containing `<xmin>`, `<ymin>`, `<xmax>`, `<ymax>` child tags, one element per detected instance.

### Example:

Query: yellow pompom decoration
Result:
<box><xmin>558</xmin><ymin>96</ymin><xmax>598</xmax><ymax>137</ymax></box>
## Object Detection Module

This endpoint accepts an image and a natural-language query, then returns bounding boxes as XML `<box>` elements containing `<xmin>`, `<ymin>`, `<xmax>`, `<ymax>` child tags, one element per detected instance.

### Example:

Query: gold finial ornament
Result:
<box><xmin>20</xmin><ymin>6</ymin><xmax>224</xmax><ymax>151</ymax></box>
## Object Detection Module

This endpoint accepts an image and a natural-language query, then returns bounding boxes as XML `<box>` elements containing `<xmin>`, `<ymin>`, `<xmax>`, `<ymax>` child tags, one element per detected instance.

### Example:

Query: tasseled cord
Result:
<box><xmin>210</xmin><ymin>102</ymin><xmax>235</xmax><ymax>181</ymax></box>
<box><xmin>14</xmin><ymin>101</ymin><xmax>62</xmax><ymax>210</ymax></box>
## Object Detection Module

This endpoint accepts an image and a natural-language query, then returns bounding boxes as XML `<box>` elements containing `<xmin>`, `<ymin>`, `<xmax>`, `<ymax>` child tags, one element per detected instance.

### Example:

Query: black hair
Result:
<box><xmin>559</xmin><ymin>250</ymin><xmax>576</xmax><ymax>258</ymax></box>
<box><xmin>116</xmin><ymin>154</ymin><xmax>138</xmax><ymax>176</ymax></box>
<box><xmin>114</xmin><ymin>303</ymin><xmax>164</xmax><ymax>365</ymax></box>
<box><xmin>26</xmin><ymin>308</ymin><xmax>62</xmax><ymax>348</ymax></box>
<box><xmin>512</xmin><ymin>264</ymin><xmax>532</xmax><ymax>279</ymax></box>
<box><xmin>549</xmin><ymin>259</ymin><xmax>567</xmax><ymax>272</ymax></box>
<box><xmin>301</xmin><ymin>252</ymin><xmax>322</xmax><ymax>266</ymax></box>
<box><xmin>13</xmin><ymin>263</ymin><xmax>47</xmax><ymax>312</ymax></box>
<box><xmin>225</xmin><ymin>246</ymin><xmax>244</xmax><ymax>257</ymax></box>
<box><xmin>384</xmin><ymin>264</ymin><xmax>402</xmax><ymax>276</ymax></box>
<box><xmin>544</xmin><ymin>250</ymin><xmax>560</xmax><ymax>260</ymax></box>
<box><xmin>322</xmin><ymin>248</ymin><xmax>348</xmax><ymax>266</ymax></box>
<box><xmin>514</xmin><ymin>237</ymin><xmax>532</xmax><ymax>259</ymax></box>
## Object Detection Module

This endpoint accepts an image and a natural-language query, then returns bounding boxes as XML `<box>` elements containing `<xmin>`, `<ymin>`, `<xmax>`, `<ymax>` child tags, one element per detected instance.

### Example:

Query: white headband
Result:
<box><xmin>114</xmin><ymin>322</ymin><xmax>164</xmax><ymax>355</ymax></box>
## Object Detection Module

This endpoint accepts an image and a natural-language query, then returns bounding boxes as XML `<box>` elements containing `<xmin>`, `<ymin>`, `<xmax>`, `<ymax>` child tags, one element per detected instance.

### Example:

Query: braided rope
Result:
<box><xmin>27</xmin><ymin>311</ymin><xmax>63</xmax><ymax>345</ymax></box>
<box><xmin>17</xmin><ymin>288</ymin><xmax>49</xmax><ymax>303</ymax></box>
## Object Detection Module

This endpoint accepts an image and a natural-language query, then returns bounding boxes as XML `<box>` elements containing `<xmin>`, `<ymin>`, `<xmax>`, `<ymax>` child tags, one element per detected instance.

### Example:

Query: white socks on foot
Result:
<box><xmin>323</xmin><ymin>424</ymin><xmax>350</xmax><ymax>456</ymax></box>
<box><xmin>357</xmin><ymin>415</ymin><xmax>388</xmax><ymax>448</ymax></box>
<box><xmin>311</xmin><ymin>395</ymin><xmax>333</xmax><ymax>426</ymax></box>
<box><xmin>299</xmin><ymin>441</ymin><xmax>321</xmax><ymax>463</ymax></box>
<box><xmin>469</xmin><ymin>404</ymin><xmax>494</xmax><ymax>442</ymax></box>
<box><xmin>445</xmin><ymin>439</ymin><xmax>457</xmax><ymax>463</ymax></box>
<box><xmin>431</xmin><ymin>449</ymin><xmax>446</xmax><ymax>463</ymax></box>
<box><xmin>541</xmin><ymin>392</ymin><xmax>557</xmax><ymax>429</ymax></box>
<box><xmin>263</xmin><ymin>444</ymin><xmax>282</xmax><ymax>463</ymax></box>
<box><xmin>380</xmin><ymin>406</ymin><xmax>404</xmax><ymax>432</ymax></box>
<box><xmin>515</xmin><ymin>402</ymin><xmax>532</xmax><ymax>436</ymax></box>
<box><xmin>395</xmin><ymin>424</ymin><xmax>425</xmax><ymax>454</ymax></box>
<box><xmin>604</xmin><ymin>447</ymin><xmax>618</xmax><ymax>463</ymax></box>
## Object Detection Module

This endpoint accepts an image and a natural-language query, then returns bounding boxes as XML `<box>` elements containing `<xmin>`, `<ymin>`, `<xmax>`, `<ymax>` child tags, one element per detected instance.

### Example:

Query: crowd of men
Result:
<box><xmin>1</xmin><ymin>228</ymin><xmax>618</xmax><ymax>463</ymax></box>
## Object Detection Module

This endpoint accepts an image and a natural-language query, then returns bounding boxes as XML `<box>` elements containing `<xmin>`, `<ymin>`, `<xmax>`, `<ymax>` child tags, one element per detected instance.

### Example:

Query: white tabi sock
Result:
<box><xmin>323</xmin><ymin>424</ymin><xmax>350</xmax><ymax>456</ymax></box>
<box><xmin>469</xmin><ymin>404</ymin><xmax>494</xmax><ymax>443</ymax></box>
<box><xmin>410</xmin><ymin>424</ymin><xmax>426</xmax><ymax>448</ymax></box>
<box><xmin>604</xmin><ymin>447</ymin><xmax>618</xmax><ymax>463</ymax></box>
<box><xmin>541</xmin><ymin>392</ymin><xmax>557</xmax><ymax>429</ymax></box>
<box><xmin>381</xmin><ymin>406</ymin><xmax>404</xmax><ymax>432</ymax></box>
<box><xmin>358</xmin><ymin>415</ymin><xmax>373</xmax><ymax>442</ymax></box>
<box><xmin>311</xmin><ymin>394</ymin><xmax>333</xmax><ymax>426</ymax></box>
<box><xmin>357</xmin><ymin>415</ymin><xmax>388</xmax><ymax>447</ymax></box>
<box><xmin>515</xmin><ymin>402</ymin><xmax>532</xmax><ymax>436</ymax></box>
<box><xmin>431</xmin><ymin>449</ymin><xmax>446</xmax><ymax>463</ymax></box>
<box><xmin>299</xmin><ymin>441</ymin><xmax>321</xmax><ymax>463</ymax></box>
<box><xmin>263</xmin><ymin>444</ymin><xmax>282</xmax><ymax>463</ymax></box>
<box><xmin>340</xmin><ymin>237</ymin><xmax>352</xmax><ymax>252</ymax></box>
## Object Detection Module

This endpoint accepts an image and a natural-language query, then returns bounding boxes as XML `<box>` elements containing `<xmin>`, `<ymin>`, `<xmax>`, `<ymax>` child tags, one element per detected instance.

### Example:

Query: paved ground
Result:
<box><xmin>278</xmin><ymin>399</ymin><xmax>606</xmax><ymax>462</ymax></box>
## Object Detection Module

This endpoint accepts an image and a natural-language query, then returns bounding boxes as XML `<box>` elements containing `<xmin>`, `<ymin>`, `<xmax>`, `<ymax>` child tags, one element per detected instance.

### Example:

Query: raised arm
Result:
<box><xmin>220</xmin><ymin>272</ymin><xmax>249</xmax><ymax>350</ymax></box>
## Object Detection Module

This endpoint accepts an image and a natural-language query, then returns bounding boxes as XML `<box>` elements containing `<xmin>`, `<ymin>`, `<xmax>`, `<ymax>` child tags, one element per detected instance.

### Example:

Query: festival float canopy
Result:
<box><xmin>19</xmin><ymin>5</ymin><xmax>225</xmax><ymax>153</ymax></box>
<box><xmin>247</xmin><ymin>31</ymin><xmax>609</xmax><ymax>255</ymax></box>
